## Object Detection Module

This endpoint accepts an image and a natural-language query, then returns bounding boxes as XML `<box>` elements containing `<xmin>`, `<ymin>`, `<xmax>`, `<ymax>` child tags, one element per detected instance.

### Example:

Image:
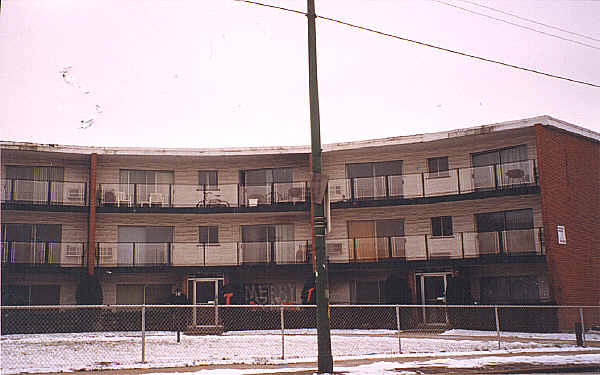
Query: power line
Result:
<box><xmin>431</xmin><ymin>0</ymin><xmax>600</xmax><ymax>51</ymax></box>
<box><xmin>455</xmin><ymin>0</ymin><xmax>600</xmax><ymax>43</ymax></box>
<box><xmin>233</xmin><ymin>0</ymin><xmax>600</xmax><ymax>88</ymax></box>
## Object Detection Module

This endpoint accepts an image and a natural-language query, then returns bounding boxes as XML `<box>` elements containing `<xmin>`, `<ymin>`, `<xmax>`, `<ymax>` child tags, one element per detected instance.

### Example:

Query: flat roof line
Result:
<box><xmin>1</xmin><ymin>115</ymin><xmax>598</xmax><ymax>156</ymax></box>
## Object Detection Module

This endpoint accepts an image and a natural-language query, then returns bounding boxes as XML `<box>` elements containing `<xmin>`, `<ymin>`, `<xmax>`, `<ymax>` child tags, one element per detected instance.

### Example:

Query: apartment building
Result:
<box><xmin>2</xmin><ymin>116</ymin><xmax>598</xmax><ymax>330</ymax></box>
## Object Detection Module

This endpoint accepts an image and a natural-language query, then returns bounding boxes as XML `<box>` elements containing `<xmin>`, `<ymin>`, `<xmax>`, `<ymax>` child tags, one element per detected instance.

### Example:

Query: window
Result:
<box><xmin>431</xmin><ymin>216</ymin><xmax>453</xmax><ymax>237</ymax></box>
<box><xmin>116</xmin><ymin>284</ymin><xmax>172</xmax><ymax>305</ymax></box>
<box><xmin>117</xmin><ymin>226</ymin><xmax>173</xmax><ymax>265</ymax></box>
<box><xmin>476</xmin><ymin>209</ymin><xmax>533</xmax><ymax>232</ymax></box>
<box><xmin>375</xmin><ymin>219</ymin><xmax>405</xmax><ymax>237</ymax></box>
<box><xmin>2</xmin><ymin>223</ymin><xmax>61</xmax><ymax>242</ymax></box>
<box><xmin>5</xmin><ymin>166</ymin><xmax>64</xmax><ymax>181</ymax></box>
<box><xmin>480</xmin><ymin>276</ymin><xmax>541</xmax><ymax>304</ymax></box>
<box><xmin>472</xmin><ymin>145</ymin><xmax>528</xmax><ymax>167</ymax></box>
<box><xmin>199</xmin><ymin>226</ymin><xmax>219</xmax><ymax>244</ymax></box>
<box><xmin>346</xmin><ymin>161</ymin><xmax>403</xmax><ymax>199</ymax></box>
<box><xmin>198</xmin><ymin>171</ymin><xmax>218</xmax><ymax>187</ymax></box>
<box><xmin>352</xmin><ymin>280</ymin><xmax>383</xmax><ymax>304</ymax></box>
<box><xmin>242</xmin><ymin>168</ymin><xmax>292</xmax><ymax>186</ymax></box>
<box><xmin>346</xmin><ymin>160</ymin><xmax>403</xmax><ymax>178</ymax></box>
<box><xmin>119</xmin><ymin>170</ymin><xmax>174</xmax><ymax>185</ymax></box>
<box><xmin>427</xmin><ymin>157</ymin><xmax>449</xmax><ymax>176</ymax></box>
<box><xmin>241</xmin><ymin>224</ymin><xmax>294</xmax><ymax>242</ymax></box>
<box><xmin>1</xmin><ymin>285</ymin><xmax>60</xmax><ymax>306</ymax></box>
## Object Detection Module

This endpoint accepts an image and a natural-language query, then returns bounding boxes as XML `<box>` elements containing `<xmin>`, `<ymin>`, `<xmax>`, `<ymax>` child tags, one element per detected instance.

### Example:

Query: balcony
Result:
<box><xmin>96</xmin><ymin>242</ymin><xmax>172</xmax><ymax>267</ymax></box>
<box><xmin>97</xmin><ymin>182</ymin><xmax>309</xmax><ymax>209</ymax></box>
<box><xmin>328</xmin><ymin>159</ymin><xmax>537</xmax><ymax>203</ymax></box>
<box><xmin>1</xmin><ymin>242</ymin><xmax>87</xmax><ymax>267</ymax></box>
<box><xmin>1</xmin><ymin>180</ymin><xmax>88</xmax><ymax>207</ymax></box>
<box><xmin>95</xmin><ymin>228</ymin><xmax>543</xmax><ymax>268</ymax></box>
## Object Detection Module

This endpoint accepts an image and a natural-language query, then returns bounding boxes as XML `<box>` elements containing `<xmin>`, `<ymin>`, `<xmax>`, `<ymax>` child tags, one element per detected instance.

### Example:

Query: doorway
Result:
<box><xmin>187</xmin><ymin>278</ymin><xmax>222</xmax><ymax>326</ymax></box>
<box><xmin>416</xmin><ymin>273</ymin><xmax>452</xmax><ymax>325</ymax></box>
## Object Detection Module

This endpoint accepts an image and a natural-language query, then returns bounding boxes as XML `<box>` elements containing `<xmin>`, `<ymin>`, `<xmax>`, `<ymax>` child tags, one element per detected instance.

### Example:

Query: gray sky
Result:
<box><xmin>1</xmin><ymin>0</ymin><xmax>599</xmax><ymax>148</ymax></box>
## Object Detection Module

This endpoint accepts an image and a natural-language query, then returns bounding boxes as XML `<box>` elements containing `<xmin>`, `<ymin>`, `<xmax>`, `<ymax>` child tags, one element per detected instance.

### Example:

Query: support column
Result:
<box><xmin>88</xmin><ymin>153</ymin><xmax>97</xmax><ymax>275</ymax></box>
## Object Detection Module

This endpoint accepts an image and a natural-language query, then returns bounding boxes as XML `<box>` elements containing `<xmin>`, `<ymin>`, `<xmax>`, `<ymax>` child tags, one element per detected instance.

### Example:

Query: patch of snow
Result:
<box><xmin>442</xmin><ymin>329</ymin><xmax>600</xmax><ymax>341</ymax></box>
<box><xmin>0</xmin><ymin>330</ymin><xmax>593</xmax><ymax>374</ymax></box>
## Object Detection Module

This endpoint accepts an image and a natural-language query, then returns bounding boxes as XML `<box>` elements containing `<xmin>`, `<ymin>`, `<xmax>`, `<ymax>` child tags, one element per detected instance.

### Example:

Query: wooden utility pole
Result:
<box><xmin>307</xmin><ymin>0</ymin><xmax>333</xmax><ymax>372</ymax></box>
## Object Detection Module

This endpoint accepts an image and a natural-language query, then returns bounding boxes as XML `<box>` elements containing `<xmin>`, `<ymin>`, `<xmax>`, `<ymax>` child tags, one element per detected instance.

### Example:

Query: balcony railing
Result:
<box><xmin>1</xmin><ymin>180</ymin><xmax>88</xmax><ymax>206</ymax></box>
<box><xmin>1</xmin><ymin>242</ymin><xmax>87</xmax><ymax>266</ymax></box>
<box><xmin>97</xmin><ymin>182</ymin><xmax>309</xmax><ymax>208</ymax></box>
<box><xmin>96</xmin><ymin>242</ymin><xmax>172</xmax><ymax>267</ymax></box>
<box><xmin>95</xmin><ymin>228</ymin><xmax>543</xmax><ymax>267</ymax></box>
<box><xmin>329</xmin><ymin>159</ymin><xmax>537</xmax><ymax>202</ymax></box>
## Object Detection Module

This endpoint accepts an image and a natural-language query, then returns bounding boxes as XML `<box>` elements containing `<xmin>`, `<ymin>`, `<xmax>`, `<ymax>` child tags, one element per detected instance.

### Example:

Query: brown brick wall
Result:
<box><xmin>535</xmin><ymin>124</ymin><xmax>600</xmax><ymax>330</ymax></box>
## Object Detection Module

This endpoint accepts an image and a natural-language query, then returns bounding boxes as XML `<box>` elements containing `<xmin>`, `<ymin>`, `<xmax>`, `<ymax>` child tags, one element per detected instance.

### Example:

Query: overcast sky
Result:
<box><xmin>1</xmin><ymin>0</ymin><xmax>599</xmax><ymax>148</ymax></box>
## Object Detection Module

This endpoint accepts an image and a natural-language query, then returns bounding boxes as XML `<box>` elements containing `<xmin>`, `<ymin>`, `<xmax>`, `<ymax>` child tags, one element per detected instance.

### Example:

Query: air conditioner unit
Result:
<box><xmin>65</xmin><ymin>244</ymin><xmax>82</xmax><ymax>257</ymax></box>
<box><xmin>99</xmin><ymin>246</ymin><xmax>114</xmax><ymax>262</ymax></box>
<box><xmin>65</xmin><ymin>185</ymin><xmax>85</xmax><ymax>204</ymax></box>
<box><xmin>328</xmin><ymin>182</ymin><xmax>348</xmax><ymax>202</ymax></box>
<box><xmin>101</xmin><ymin>187</ymin><xmax>117</xmax><ymax>205</ymax></box>
<box><xmin>327</xmin><ymin>242</ymin><xmax>343</xmax><ymax>256</ymax></box>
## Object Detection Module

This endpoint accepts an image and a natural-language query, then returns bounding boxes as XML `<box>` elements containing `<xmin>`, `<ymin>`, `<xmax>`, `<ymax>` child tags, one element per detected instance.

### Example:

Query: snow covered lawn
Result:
<box><xmin>0</xmin><ymin>329</ymin><xmax>594</xmax><ymax>374</ymax></box>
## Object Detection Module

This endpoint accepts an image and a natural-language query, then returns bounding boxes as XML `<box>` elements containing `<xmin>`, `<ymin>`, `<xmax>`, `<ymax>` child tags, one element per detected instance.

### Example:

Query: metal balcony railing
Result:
<box><xmin>97</xmin><ymin>182</ymin><xmax>309</xmax><ymax>208</ymax></box>
<box><xmin>94</xmin><ymin>228</ymin><xmax>543</xmax><ymax>267</ymax></box>
<box><xmin>96</xmin><ymin>242</ymin><xmax>172</xmax><ymax>267</ymax></box>
<box><xmin>1</xmin><ymin>180</ymin><xmax>88</xmax><ymax>206</ymax></box>
<box><xmin>328</xmin><ymin>159</ymin><xmax>537</xmax><ymax>202</ymax></box>
<box><xmin>1</xmin><ymin>242</ymin><xmax>87</xmax><ymax>266</ymax></box>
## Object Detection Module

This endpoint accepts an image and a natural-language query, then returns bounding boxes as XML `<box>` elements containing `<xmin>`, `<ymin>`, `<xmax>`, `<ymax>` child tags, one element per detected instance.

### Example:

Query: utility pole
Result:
<box><xmin>307</xmin><ymin>0</ymin><xmax>333</xmax><ymax>372</ymax></box>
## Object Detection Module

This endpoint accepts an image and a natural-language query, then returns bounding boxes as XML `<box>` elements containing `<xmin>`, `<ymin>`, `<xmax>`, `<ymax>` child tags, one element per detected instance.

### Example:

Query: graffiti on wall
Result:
<box><xmin>243</xmin><ymin>283</ymin><xmax>295</xmax><ymax>304</ymax></box>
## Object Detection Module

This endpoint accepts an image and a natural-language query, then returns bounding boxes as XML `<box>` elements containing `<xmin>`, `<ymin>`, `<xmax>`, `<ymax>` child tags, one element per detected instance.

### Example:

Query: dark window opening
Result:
<box><xmin>476</xmin><ymin>209</ymin><xmax>534</xmax><ymax>232</ymax></box>
<box><xmin>198</xmin><ymin>171</ymin><xmax>218</xmax><ymax>188</ymax></box>
<box><xmin>346</xmin><ymin>160</ymin><xmax>403</xmax><ymax>178</ymax></box>
<box><xmin>431</xmin><ymin>216</ymin><xmax>453</xmax><ymax>237</ymax></box>
<box><xmin>427</xmin><ymin>157</ymin><xmax>449</xmax><ymax>175</ymax></box>
<box><xmin>199</xmin><ymin>226</ymin><xmax>219</xmax><ymax>244</ymax></box>
<box><xmin>472</xmin><ymin>145</ymin><xmax>528</xmax><ymax>167</ymax></box>
<box><xmin>5</xmin><ymin>166</ymin><xmax>64</xmax><ymax>181</ymax></box>
<box><xmin>480</xmin><ymin>276</ymin><xmax>540</xmax><ymax>304</ymax></box>
<box><xmin>1</xmin><ymin>285</ymin><xmax>60</xmax><ymax>306</ymax></box>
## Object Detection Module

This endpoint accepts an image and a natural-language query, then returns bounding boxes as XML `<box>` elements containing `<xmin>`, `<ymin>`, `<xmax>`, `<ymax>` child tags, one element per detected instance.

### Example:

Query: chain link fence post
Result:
<box><xmin>494</xmin><ymin>305</ymin><xmax>501</xmax><ymax>350</ymax></box>
<box><xmin>141</xmin><ymin>305</ymin><xmax>146</xmax><ymax>363</ymax></box>
<box><xmin>579</xmin><ymin>307</ymin><xmax>586</xmax><ymax>347</ymax></box>
<box><xmin>395</xmin><ymin>305</ymin><xmax>402</xmax><ymax>353</ymax></box>
<box><xmin>280</xmin><ymin>306</ymin><xmax>285</xmax><ymax>360</ymax></box>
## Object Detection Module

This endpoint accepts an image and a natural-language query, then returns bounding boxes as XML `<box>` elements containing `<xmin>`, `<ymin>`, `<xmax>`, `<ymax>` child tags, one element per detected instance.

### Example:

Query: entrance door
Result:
<box><xmin>348</xmin><ymin>221</ymin><xmax>376</xmax><ymax>261</ymax></box>
<box><xmin>188</xmin><ymin>278</ymin><xmax>221</xmax><ymax>326</ymax></box>
<box><xmin>416</xmin><ymin>273</ymin><xmax>450</xmax><ymax>324</ymax></box>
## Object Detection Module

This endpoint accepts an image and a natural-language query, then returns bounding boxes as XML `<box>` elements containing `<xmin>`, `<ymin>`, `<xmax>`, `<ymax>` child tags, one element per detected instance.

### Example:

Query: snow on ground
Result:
<box><xmin>442</xmin><ymin>328</ymin><xmax>600</xmax><ymax>341</ymax></box>
<box><xmin>0</xmin><ymin>330</ymin><xmax>592</xmax><ymax>374</ymax></box>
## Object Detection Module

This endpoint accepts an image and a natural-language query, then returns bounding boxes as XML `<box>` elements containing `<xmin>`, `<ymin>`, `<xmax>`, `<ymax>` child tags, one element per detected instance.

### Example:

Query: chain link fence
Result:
<box><xmin>2</xmin><ymin>304</ymin><xmax>598</xmax><ymax>373</ymax></box>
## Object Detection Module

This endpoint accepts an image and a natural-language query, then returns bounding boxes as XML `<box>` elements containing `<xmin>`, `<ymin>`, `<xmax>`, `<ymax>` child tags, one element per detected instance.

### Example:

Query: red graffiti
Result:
<box><xmin>307</xmin><ymin>288</ymin><xmax>315</xmax><ymax>303</ymax></box>
<box><xmin>224</xmin><ymin>293</ymin><xmax>233</xmax><ymax>305</ymax></box>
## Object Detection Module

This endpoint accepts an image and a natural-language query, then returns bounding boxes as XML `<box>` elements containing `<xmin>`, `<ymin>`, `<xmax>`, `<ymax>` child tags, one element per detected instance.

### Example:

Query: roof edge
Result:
<box><xmin>1</xmin><ymin>116</ymin><xmax>598</xmax><ymax>156</ymax></box>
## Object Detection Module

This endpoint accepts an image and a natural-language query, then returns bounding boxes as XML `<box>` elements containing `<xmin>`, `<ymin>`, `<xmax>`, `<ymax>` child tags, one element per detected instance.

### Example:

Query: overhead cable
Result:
<box><xmin>455</xmin><ymin>0</ymin><xmax>600</xmax><ymax>43</ymax></box>
<box><xmin>431</xmin><ymin>0</ymin><xmax>600</xmax><ymax>51</ymax></box>
<box><xmin>233</xmin><ymin>0</ymin><xmax>600</xmax><ymax>88</ymax></box>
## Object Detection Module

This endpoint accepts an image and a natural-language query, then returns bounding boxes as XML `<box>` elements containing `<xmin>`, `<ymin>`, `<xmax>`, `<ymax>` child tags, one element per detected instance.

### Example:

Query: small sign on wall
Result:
<box><xmin>557</xmin><ymin>225</ymin><xmax>567</xmax><ymax>245</ymax></box>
